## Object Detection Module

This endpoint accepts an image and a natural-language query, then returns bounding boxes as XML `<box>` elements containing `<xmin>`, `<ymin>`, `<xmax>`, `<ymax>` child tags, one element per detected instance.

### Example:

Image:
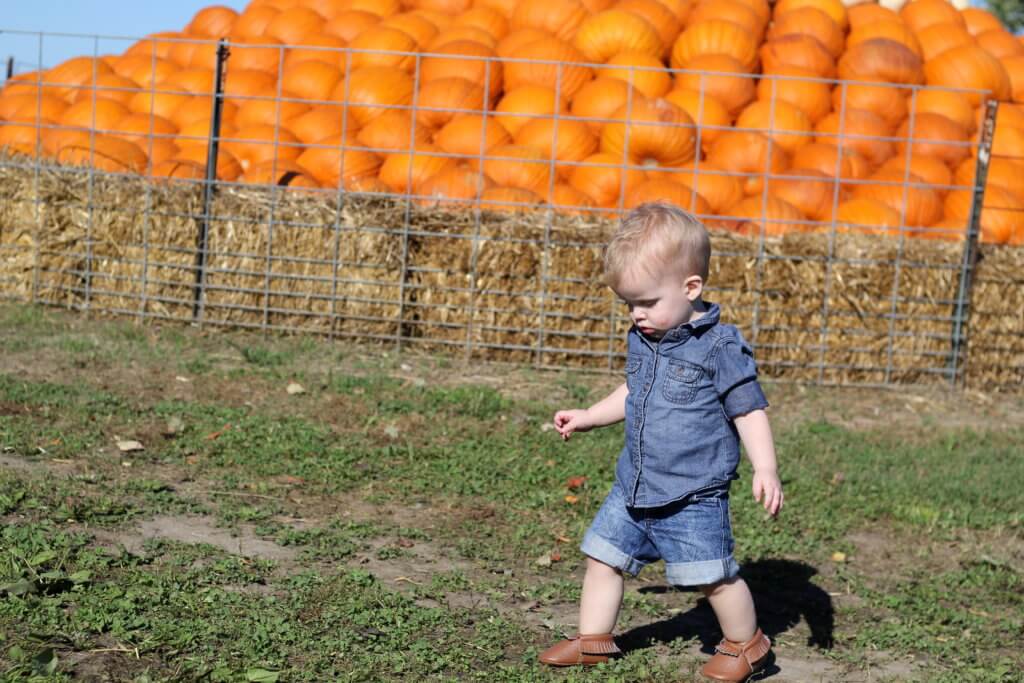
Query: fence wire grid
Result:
<box><xmin>2</xmin><ymin>29</ymin><xmax>1023</xmax><ymax>389</ymax></box>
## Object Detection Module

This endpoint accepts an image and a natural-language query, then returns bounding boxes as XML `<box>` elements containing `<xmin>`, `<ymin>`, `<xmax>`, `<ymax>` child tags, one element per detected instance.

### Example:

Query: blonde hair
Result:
<box><xmin>603</xmin><ymin>202</ymin><xmax>711</xmax><ymax>288</ymax></box>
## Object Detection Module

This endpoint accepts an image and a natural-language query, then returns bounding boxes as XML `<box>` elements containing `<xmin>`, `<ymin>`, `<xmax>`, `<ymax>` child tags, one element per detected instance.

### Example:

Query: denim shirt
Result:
<box><xmin>616</xmin><ymin>302</ymin><xmax>769</xmax><ymax>509</ymax></box>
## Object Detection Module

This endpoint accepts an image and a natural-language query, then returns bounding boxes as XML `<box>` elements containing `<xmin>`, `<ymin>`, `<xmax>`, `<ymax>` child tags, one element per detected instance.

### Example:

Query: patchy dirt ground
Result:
<box><xmin>3</xmin><ymin>306</ymin><xmax>1022</xmax><ymax>681</ymax></box>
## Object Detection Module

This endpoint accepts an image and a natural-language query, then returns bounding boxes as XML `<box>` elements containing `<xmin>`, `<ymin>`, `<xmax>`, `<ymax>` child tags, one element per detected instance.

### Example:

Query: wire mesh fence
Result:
<box><xmin>2</xmin><ymin>29</ymin><xmax>1023</xmax><ymax>389</ymax></box>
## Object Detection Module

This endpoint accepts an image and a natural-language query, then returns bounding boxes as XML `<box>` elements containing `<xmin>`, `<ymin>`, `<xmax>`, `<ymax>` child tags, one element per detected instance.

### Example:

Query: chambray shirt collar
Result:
<box><xmin>637</xmin><ymin>302</ymin><xmax>721</xmax><ymax>347</ymax></box>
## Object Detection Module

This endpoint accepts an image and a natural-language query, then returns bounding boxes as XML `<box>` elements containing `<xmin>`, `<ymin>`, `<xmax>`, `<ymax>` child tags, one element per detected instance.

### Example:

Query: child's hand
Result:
<box><xmin>553</xmin><ymin>409</ymin><xmax>593</xmax><ymax>441</ymax></box>
<box><xmin>752</xmin><ymin>468</ymin><xmax>783</xmax><ymax>516</ymax></box>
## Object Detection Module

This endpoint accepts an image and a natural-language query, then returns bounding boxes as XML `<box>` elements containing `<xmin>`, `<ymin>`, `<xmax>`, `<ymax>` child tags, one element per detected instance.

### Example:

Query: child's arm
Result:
<box><xmin>553</xmin><ymin>382</ymin><xmax>628</xmax><ymax>441</ymax></box>
<box><xmin>733</xmin><ymin>409</ymin><xmax>784</xmax><ymax>516</ymax></box>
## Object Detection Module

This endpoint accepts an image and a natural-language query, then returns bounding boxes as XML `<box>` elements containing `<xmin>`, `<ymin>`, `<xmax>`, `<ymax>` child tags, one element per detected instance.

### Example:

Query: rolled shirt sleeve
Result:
<box><xmin>713</xmin><ymin>337</ymin><xmax>769</xmax><ymax>419</ymax></box>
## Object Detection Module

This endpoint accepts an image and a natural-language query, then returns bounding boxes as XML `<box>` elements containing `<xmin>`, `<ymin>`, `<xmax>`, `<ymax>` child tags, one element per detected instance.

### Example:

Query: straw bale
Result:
<box><xmin>964</xmin><ymin>244</ymin><xmax>1024</xmax><ymax>389</ymax></box>
<box><xmin>0</xmin><ymin>158</ymin><xmax>37</xmax><ymax>302</ymax></box>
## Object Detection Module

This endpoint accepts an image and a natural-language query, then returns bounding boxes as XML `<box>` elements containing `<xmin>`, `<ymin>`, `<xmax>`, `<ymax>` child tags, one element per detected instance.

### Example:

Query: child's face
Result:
<box><xmin>613</xmin><ymin>266</ymin><xmax>702</xmax><ymax>340</ymax></box>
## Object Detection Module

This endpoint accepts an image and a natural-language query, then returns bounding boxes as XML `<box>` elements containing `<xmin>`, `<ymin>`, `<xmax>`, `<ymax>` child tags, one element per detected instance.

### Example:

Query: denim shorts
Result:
<box><xmin>580</xmin><ymin>481</ymin><xmax>740</xmax><ymax>587</ymax></box>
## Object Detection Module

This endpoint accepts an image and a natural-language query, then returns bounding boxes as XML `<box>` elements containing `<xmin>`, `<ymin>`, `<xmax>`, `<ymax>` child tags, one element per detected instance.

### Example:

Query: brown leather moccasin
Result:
<box><xmin>538</xmin><ymin>633</ymin><xmax>621</xmax><ymax>666</ymax></box>
<box><xmin>700</xmin><ymin>628</ymin><xmax>771</xmax><ymax>682</ymax></box>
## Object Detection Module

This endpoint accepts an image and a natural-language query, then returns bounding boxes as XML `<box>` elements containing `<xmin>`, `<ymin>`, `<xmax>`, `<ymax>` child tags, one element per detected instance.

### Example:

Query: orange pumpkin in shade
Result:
<box><xmin>418</xmin><ymin>164</ymin><xmax>491</xmax><ymax>205</ymax></box>
<box><xmin>357</xmin><ymin>108</ymin><xmax>433</xmax><ymax>153</ymax></box>
<box><xmin>880</xmin><ymin>154</ymin><xmax>952</xmax><ymax>192</ymax></box>
<box><xmin>943</xmin><ymin>185</ymin><xmax>1024</xmax><ymax>244</ymax></box>
<box><xmin>687</xmin><ymin>0</ymin><xmax>766</xmax><ymax>42</ymax></box>
<box><xmin>760</xmin><ymin>35</ymin><xmax>836</xmax><ymax>78</ymax></box>
<box><xmin>718</xmin><ymin>196</ymin><xmax>806</xmax><ymax>237</ymax></box>
<box><xmin>481</xmin><ymin>144</ymin><xmax>553</xmax><ymax>192</ymax></box>
<box><xmin>55</xmin><ymin>133</ymin><xmax>149</xmax><ymax>174</ymax></box>
<box><xmin>174</xmin><ymin>142</ymin><xmax>243</xmax><ymax>180</ymax></box>
<box><xmin>707</xmin><ymin>131</ymin><xmax>790</xmax><ymax>196</ymax></box>
<box><xmin>420</xmin><ymin>40</ymin><xmax>503</xmax><ymax>101</ymax></box>
<box><xmin>814</xmin><ymin>108</ymin><xmax>894</xmax><ymax>168</ymax></box>
<box><xmin>494</xmin><ymin>85</ymin><xmax>568</xmax><ymax>135</ymax></box>
<box><xmin>296</xmin><ymin>133</ymin><xmax>382</xmax><ymax>187</ymax></box>
<box><xmin>767</xmin><ymin>7</ymin><xmax>843</xmax><ymax>58</ymax></box>
<box><xmin>757</xmin><ymin>66</ymin><xmax>833</xmax><ymax>124</ymax></box>
<box><xmin>478</xmin><ymin>186</ymin><xmax>544</xmax><ymax>212</ymax></box>
<box><xmin>847</xmin><ymin>21</ymin><xmax>923</xmax><ymax>58</ymax></box>
<box><xmin>852</xmin><ymin>168</ymin><xmax>943</xmax><ymax>227</ymax></box>
<box><xmin>623</xmin><ymin>179</ymin><xmax>711</xmax><ymax>215</ymax></box>
<box><xmin>151</xmin><ymin>158</ymin><xmax>206</xmax><ymax>181</ymax></box>
<box><xmin>433</xmin><ymin>114</ymin><xmax>512</xmax><ymax>164</ymax></box>
<box><xmin>600</xmin><ymin>97</ymin><xmax>696</xmax><ymax>168</ymax></box>
<box><xmin>288</xmin><ymin>106</ymin><xmax>350</xmax><ymax>144</ymax></box>
<box><xmin>546</xmin><ymin>182</ymin><xmax>599</xmax><ymax>215</ymax></box>
<box><xmin>924</xmin><ymin>45</ymin><xmax>1011</xmax><ymax>105</ymax></box>
<box><xmin>671</xmin><ymin>20</ymin><xmax>759</xmax><ymax>72</ymax></box>
<box><xmin>336</xmin><ymin>66</ymin><xmax>414</xmax><ymax>127</ymax></box>
<box><xmin>953</xmin><ymin>157</ymin><xmax>1024</xmax><ymax>193</ymax></box>
<box><xmin>618</xmin><ymin>0</ymin><xmax>684</xmax><ymax>50</ymax></box>
<box><xmin>849</xmin><ymin>1</ymin><xmax>899</xmax><ymax>28</ymax></box>
<box><xmin>234</xmin><ymin>93</ymin><xmax>311</xmax><ymax>129</ymax></box>
<box><xmin>574</xmin><ymin>9</ymin><xmax>664</xmax><ymax>63</ymax></box>
<box><xmin>568</xmin><ymin>151</ymin><xmax>646</xmax><ymax>207</ymax></box>
<box><xmin>571</xmin><ymin>78</ymin><xmax>641</xmax><ymax>132</ymax></box>
<box><xmin>791</xmin><ymin>142</ymin><xmax>868</xmax><ymax>183</ymax></box>
<box><xmin>674</xmin><ymin>54</ymin><xmax>755</xmax><ymax>116</ymax></box>
<box><xmin>896</xmin><ymin>112</ymin><xmax>970</xmax><ymax>169</ymax></box>
<box><xmin>735</xmin><ymin>100</ymin><xmax>813</xmax><ymax>154</ymax></box>
<box><xmin>509</xmin><ymin>0</ymin><xmax>589</xmax><ymax>42</ymax></box>
<box><xmin>649</xmin><ymin>161</ymin><xmax>744</xmax><ymax>213</ymax></box>
<box><xmin>222</xmin><ymin>124</ymin><xmax>302</xmax><ymax>171</ymax></box>
<box><xmin>900</xmin><ymin>0</ymin><xmax>965</xmax><ymax>33</ymax></box>
<box><xmin>662</xmin><ymin>88</ymin><xmax>731</xmax><ymax>152</ymax></box>
<box><xmin>503</xmin><ymin>38</ymin><xmax>593</xmax><ymax>100</ymax></box>
<box><xmin>242</xmin><ymin>159</ymin><xmax>320</xmax><ymax>188</ymax></box>
<box><xmin>415</xmin><ymin>77</ymin><xmax>486</xmax><ymax>130</ymax></box>
<box><xmin>599</xmin><ymin>52</ymin><xmax>671</xmax><ymax>99</ymax></box>
<box><xmin>838</xmin><ymin>38</ymin><xmax>924</xmax><ymax>85</ymax></box>
<box><xmin>765</xmin><ymin>168</ymin><xmax>840</xmax><ymax>220</ymax></box>
<box><xmin>961</xmin><ymin>6</ymin><xmax>1004</xmax><ymax>36</ymax></box>
<box><xmin>514</xmin><ymin>116</ymin><xmax>598</xmax><ymax>178</ymax></box>
<box><xmin>834</xmin><ymin>198</ymin><xmax>902</xmax><ymax>235</ymax></box>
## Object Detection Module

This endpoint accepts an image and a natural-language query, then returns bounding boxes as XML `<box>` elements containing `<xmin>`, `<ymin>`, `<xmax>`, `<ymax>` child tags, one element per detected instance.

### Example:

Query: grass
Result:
<box><xmin>0</xmin><ymin>303</ymin><xmax>1021</xmax><ymax>681</ymax></box>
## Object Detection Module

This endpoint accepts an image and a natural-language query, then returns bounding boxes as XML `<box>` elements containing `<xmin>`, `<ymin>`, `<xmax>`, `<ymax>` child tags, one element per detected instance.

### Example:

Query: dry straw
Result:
<box><xmin>1</xmin><ymin>158</ymin><xmax>1021</xmax><ymax>389</ymax></box>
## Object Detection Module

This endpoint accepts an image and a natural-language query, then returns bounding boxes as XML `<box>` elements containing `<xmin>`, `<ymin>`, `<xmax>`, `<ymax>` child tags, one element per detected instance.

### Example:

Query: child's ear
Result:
<box><xmin>683</xmin><ymin>274</ymin><xmax>703</xmax><ymax>301</ymax></box>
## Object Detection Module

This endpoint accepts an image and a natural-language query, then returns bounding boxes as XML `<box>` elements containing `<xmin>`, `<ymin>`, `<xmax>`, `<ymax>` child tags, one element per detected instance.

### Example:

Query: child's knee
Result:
<box><xmin>700</xmin><ymin>576</ymin><xmax>742</xmax><ymax>596</ymax></box>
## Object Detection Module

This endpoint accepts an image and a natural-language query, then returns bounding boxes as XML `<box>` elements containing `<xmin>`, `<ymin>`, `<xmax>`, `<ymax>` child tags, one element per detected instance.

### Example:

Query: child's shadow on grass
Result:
<box><xmin>618</xmin><ymin>560</ymin><xmax>833</xmax><ymax>676</ymax></box>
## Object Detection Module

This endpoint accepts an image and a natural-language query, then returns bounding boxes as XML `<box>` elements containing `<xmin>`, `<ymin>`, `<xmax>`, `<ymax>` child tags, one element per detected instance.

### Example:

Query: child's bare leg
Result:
<box><xmin>579</xmin><ymin>557</ymin><xmax>624</xmax><ymax>634</ymax></box>
<box><xmin>700</xmin><ymin>576</ymin><xmax>757</xmax><ymax>642</ymax></box>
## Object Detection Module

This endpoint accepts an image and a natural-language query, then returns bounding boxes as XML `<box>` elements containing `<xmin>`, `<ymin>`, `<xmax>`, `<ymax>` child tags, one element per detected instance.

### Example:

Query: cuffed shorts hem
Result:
<box><xmin>580</xmin><ymin>531</ymin><xmax>646</xmax><ymax>577</ymax></box>
<box><xmin>665</xmin><ymin>557</ymin><xmax>740</xmax><ymax>587</ymax></box>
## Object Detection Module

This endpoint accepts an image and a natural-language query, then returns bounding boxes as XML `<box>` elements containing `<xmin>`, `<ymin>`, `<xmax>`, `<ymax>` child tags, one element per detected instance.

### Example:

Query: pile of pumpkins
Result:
<box><xmin>1</xmin><ymin>0</ymin><xmax>1023</xmax><ymax>244</ymax></box>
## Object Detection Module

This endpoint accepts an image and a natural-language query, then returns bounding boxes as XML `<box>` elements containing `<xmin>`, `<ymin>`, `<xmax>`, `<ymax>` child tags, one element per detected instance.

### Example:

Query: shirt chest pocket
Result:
<box><xmin>662</xmin><ymin>360</ymin><xmax>702</xmax><ymax>404</ymax></box>
<box><xmin>625</xmin><ymin>356</ymin><xmax>643</xmax><ymax>394</ymax></box>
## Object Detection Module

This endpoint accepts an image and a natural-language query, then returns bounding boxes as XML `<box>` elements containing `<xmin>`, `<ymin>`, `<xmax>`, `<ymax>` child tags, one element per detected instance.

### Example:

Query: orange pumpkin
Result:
<box><xmin>241</xmin><ymin>159</ymin><xmax>319</xmax><ymax>188</ymax></box>
<box><xmin>509</xmin><ymin>0</ymin><xmax>588</xmax><ymax>42</ymax></box>
<box><xmin>427</xmin><ymin>26</ymin><xmax>499</xmax><ymax>50</ymax></box>
<box><xmin>847</xmin><ymin>21</ymin><xmax>923</xmax><ymax>59</ymax></box>
<box><xmin>623</xmin><ymin>178</ymin><xmax>711</xmax><ymax>214</ymax></box>
<box><xmin>662</xmin><ymin>88</ymin><xmax>731</xmax><ymax>152</ymax></box>
<box><xmin>917</xmin><ymin>22</ymin><xmax>975</xmax><ymax>62</ymax></box>
<box><xmin>503</xmin><ymin>37</ymin><xmax>593</xmax><ymax>100</ymax></box>
<box><xmin>574</xmin><ymin>9</ymin><xmax>664</xmax><ymax>63</ymax></box>
<box><xmin>329</xmin><ymin>0</ymin><xmax>400</xmax><ymax>18</ymax></box>
<box><xmin>924</xmin><ymin>45</ymin><xmax>1011</xmax><ymax>105</ymax></box>
<box><xmin>481</xmin><ymin>143</ymin><xmax>553</xmax><ymax>192</ymax></box>
<box><xmin>880</xmin><ymin>154</ymin><xmax>953</xmax><ymax>191</ymax></box>
<box><xmin>960</xmin><ymin>7</ymin><xmax>1004</xmax><ymax>37</ymax></box>
<box><xmin>44</xmin><ymin>57</ymin><xmax>116</xmax><ymax>99</ymax></box>
<box><xmin>227</xmin><ymin>40</ymin><xmax>286</xmax><ymax>78</ymax></box>
<box><xmin>336</xmin><ymin>66</ymin><xmax>414</xmax><ymax>127</ymax></box>
<box><xmin>791</xmin><ymin>142</ymin><xmax>868</xmax><ymax>183</ymax></box>
<box><xmin>454</xmin><ymin>7</ymin><xmax>510</xmax><ymax>41</ymax></box>
<box><xmin>735</xmin><ymin>99</ymin><xmax>813</xmax><ymax>154</ymax></box>
<box><xmin>546</xmin><ymin>182</ymin><xmax>598</xmax><ymax>214</ymax></box>
<box><xmin>478</xmin><ymin>186</ymin><xmax>544</xmax><ymax>211</ymax></box>
<box><xmin>674</xmin><ymin>54</ymin><xmax>755</xmax><ymax>116</ymax></box>
<box><xmin>687</xmin><ymin>1</ymin><xmax>766</xmax><ymax>42</ymax></box>
<box><xmin>235</xmin><ymin>93</ymin><xmax>311</xmax><ymax>130</ymax></box>
<box><xmin>900</xmin><ymin>0</ymin><xmax>965</xmax><ymax>33</ymax></box>
<box><xmin>773</xmin><ymin>0</ymin><xmax>847</xmax><ymax>28</ymax></box>
<box><xmin>284</xmin><ymin>104</ymin><xmax>352</xmax><ymax>145</ymax></box>
<box><xmin>494</xmin><ymin>85</ymin><xmax>567</xmax><ymax>135</ymax></box>
<box><xmin>1</xmin><ymin>93</ymin><xmax>70</xmax><ymax>123</ymax></box>
<box><xmin>356</xmin><ymin>108</ymin><xmax>433</xmax><ymax>153</ymax></box>
<box><xmin>296</xmin><ymin>132</ymin><xmax>382</xmax><ymax>187</ymax></box>
<box><xmin>896</xmin><ymin>112</ymin><xmax>970</xmax><ymax>168</ymax></box>
<box><xmin>266</xmin><ymin>7</ymin><xmax>326</xmax><ymax>45</ymax></box>
<box><xmin>415</xmin><ymin>77</ymin><xmax>486</xmax><ymax>129</ymax></box>
<box><xmin>849</xmin><ymin>3</ymin><xmax>899</xmax><ymax>30</ymax></box>
<box><xmin>765</xmin><ymin>168</ymin><xmax>840</xmax><ymax>220</ymax></box>
<box><xmin>283</xmin><ymin>34</ymin><xmax>348</xmax><ymax>71</ymax></box>
<box><xmin>433</xmin><ymin>114</ymin><xmax>512</xmax><ymax>163</ymax></box>
<box><xmin>600</xmin><ymin>97</ymin><xmax>696</xmax><ymax>168</ymax></box>
<box><xmin>223</xmin><ymin>69</ymin><xmax>278</xmax><ymax>98</ymax></box>
<box><xmin>496</xmin><ymin>28</ymin><xmax>554</xmax><ymax>58</ymax></box>
<box><xmin>66</xmin><ymin>73</ymin><xmax>141</xmax><ymax>107</ymax></box>
<box><xmin>832</xmin><ymin>82</ymin><xmax>908</xmax><ymax>128</ymax></box>
<box><xmin>174</xmin><ymin>142</ymin><xmax>243</xmax><ymax>180</ymax></box>
<box><xmin>325</xmin><ymin>11</ymin><xmax>384</xmax><ymax>43</ymax></box>
<box><xmin>757</xmin><ymin>66</ymin><xmax>832</xmax><ymax>124</ymax></box>
<box><xmin>944</xmin><ymin>185</ymin><xmax>1024</xmax><ymax>244</ymax></box>
<box><xmin>514</xmin><ymin>116</ymin><xmax>598</xmax><ymax>177</ymax></box>
<box><xmin>54</xmin><ymin>132</ymin><xmax>148</xmax><ymax>174</ymax></box>
<box><xmin>59</xmin><ymin>98</ymin><xmax>131</xmax><ymax>134</ymax></box>
<box><xmin>188</xmin><ymin>6</ymin><xmax>238</xmax><ymax>38</ymax></box>
<box><xmin>279</xmin><ymin>61</ymin><xmax>343</xmax><ymax>104</ymax></box>
<box><xmin>814</xmin><ymin>108</ymin><xmax>894</xmax><ymax>168</ymax></box>
<box><xmin>174</xmin><ymin>118</ymin><xmax>237</xmax><ymax>149</ymax></box>
<box><xmin>0</xmin><ymin>118</ymin><xmax>51</xmax><ymax>157</ymax></box>
<box><xmin>671</xmin><ymin>20</ymin><xmax>759</xmax><ymax>72</ymax></box>
<box><xmin>618</xmin><ymin>0</ymin><xmax>684</xmax><ymax>50</ymax></box>
<box><xmin>953</xmin><ymin>156</ymin><xmax>1024</xmax><ymax>193</ymax></box>
<box><xmin>838</xmin><ymin>38</ymin><xmax>924</xmax><ymax>85</ymax></box>
<box><xmin>977</xmin><ymin>29</ymin><xmax>1024</xmax><ymax>60</ymax></box>
<box><xmin>110</xmin><ymin>112</ymin><xmax>178</xmax><ymax>144</ymax></box>
<box><xmin>418</xmin><ymin>164</ymin><xmax>491</xmax><ymax>205</ymax></box>
<box><xmin>834</xmin><ymin>198</ymin><xmax>902</xmax><ymax>235</ymax></box>
<box><xmin>172</xmin><ymin>97</ymin><xmax>238</xmax><ymax>129</ymax></box>
<box><xmin>719</xmin><ymin>196</ymin><xmax>806</xmax><ymax>236</ymax></box>
<box><xmin>599</xmin><ymin>52</ymin><xmax>670</xmax><ymax>99</ymax></box>
<box><xmin>1003</xmin><ymin>55</ymin><xmax>1024</xmax><ymax>104</ymax></box>
<box><xmin>420</xmin><ymin>40</ymin><xmax>503</xmax><ymax>101</ymax></box>
<box><xmin>151</xmin><ymin>158</ymin><xmax>206</xmax><ymax>181</ymax></box>
<box><xmin>123</xmin><ymin>31</ymin><xmax>182</xmax><ymax>62</ymax></box>
<box><xmin>221</xmin><ymin>124</ymin><xmax>302</xmax><ymax>171</ymax></box>
<box><xmin>379</xmin><ymin>142</ymin><xmax>455</xmax><ymax>192</ymax></box>
<box><xmin>568</xmin><ymin>151</ymin><xmax>646</xmax><ymax>207</ymax></box>
<box><xmin>767</xmin><ymin>7</ymin><xmax>843</xmax><ymax>58</ymax></box>
<box><xmin>571</xmin><ymin>78</ymin><xmax>640</xmax><ymax>132</ymax></box>
<box><xmin>648</xmin><ymin>160</ymin><xmax>744</xmax><ymax>213</ymax></box>
<box><xmin>346</xmin><ymin>27</ymin><xmax>417</xmax><ymax>71</ymax></box>
<box><xmin>852</xmin><ymin>168</ymin><xmax>942</xmax><ymax>226</ymax></box>
<box><xmin>707</xmin><ymin>130</ymin><xmax>791</xmax><ymax>196</ymax></box>
<box><xmin>760</xmin><ymin>35</ymin><xmax>836</xmax><ymax>78</ymax></box>
<box><xmin>111</xmin><ymin>56</ymin><xmax>178</xmax><ymax>88</ymax></box>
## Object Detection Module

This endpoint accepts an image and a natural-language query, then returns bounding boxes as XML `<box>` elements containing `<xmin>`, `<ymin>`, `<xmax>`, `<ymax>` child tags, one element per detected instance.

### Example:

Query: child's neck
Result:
<box><xmin>687</xmin><ymin>298</ymin><xmax>708</xmax><ymax>323</ymax></box>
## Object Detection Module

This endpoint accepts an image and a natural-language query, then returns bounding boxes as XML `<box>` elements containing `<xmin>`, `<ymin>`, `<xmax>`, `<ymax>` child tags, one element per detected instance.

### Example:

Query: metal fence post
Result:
<box><xmin>5</xmin><ymin>56</ymin><xmax>12</xmax><ymax>80</ymax></box>
<box><xmin>949</xmin><ymin>99</ymin><xmax>998</xmax><ymax>386</ymax></box>
<box><xmin>192</xmin><ymin>39</ymin><xmax>229</xmax><ymax>322</ymax></box>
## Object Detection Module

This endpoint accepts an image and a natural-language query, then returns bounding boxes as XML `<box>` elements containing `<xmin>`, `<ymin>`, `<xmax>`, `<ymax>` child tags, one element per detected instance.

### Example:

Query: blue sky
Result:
<box><xmin>3</xmin><ymin>1</ymin><xmax>249</xmax><ymax>75</ymax></box>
